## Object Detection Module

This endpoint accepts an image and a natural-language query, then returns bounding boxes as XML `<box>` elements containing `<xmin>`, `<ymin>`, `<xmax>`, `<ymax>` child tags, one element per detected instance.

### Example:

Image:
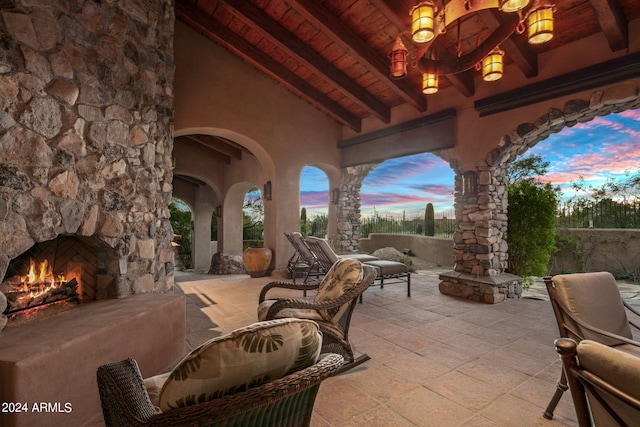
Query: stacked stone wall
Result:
<box><xmin>0</xmin><ymin>0</ymin><xmax>176</xmax><ymax>310</ymax></box>
<box><xmin>441</xmin><ymin>81</ymin><xmax>640</xmax><ymax>302</ymax></box>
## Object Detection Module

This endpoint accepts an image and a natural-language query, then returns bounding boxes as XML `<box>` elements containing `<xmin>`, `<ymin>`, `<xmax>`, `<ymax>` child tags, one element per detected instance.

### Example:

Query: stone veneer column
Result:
<box><xmin>0</xmin><ymin>0</ymin><xmax>176</xmax><ymax>324</ymax></box>
<box><xmin>336</xmin><ymin>164</ymin><xmax>377</xmax><ymax>252</ymax></box>
<box><xmin>439</xmin><ymin>81</ymin><xmax>640</xmax><ymax>303</ymax></box>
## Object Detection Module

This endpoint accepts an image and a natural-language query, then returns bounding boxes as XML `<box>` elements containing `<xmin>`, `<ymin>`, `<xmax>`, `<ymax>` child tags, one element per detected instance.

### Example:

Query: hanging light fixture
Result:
<box><xmin>422</xmin><ymin>72</ymin><xmax>439</xmax><ymax>94</ymax></box>
<box><xmin>411</xmin><ymin>1</ymin><xmax>435</xmax><ymax>44</ymax></box>
<box><xmin>390</xmin><ymin>0</ymin><xmax>555</xmax><ymax>95</ymax></box>
<box><xmin>527</xmin><ymin>3</ymin><xmax>554</xmax><ymax>44</ymax></box>
<box><xmin>481</xmin><ymin>48</ymin><xmax>504</xmax><ymax>82</ymax></box>
<box><xmin>499</xmin><ymin>0</ymin><xmax>530</xmax><ymax>13</ymax></box>
<box><xmin>389</xmin><ymin>36</ymin><xmax>408</xmax><ymax>79</ymax></box>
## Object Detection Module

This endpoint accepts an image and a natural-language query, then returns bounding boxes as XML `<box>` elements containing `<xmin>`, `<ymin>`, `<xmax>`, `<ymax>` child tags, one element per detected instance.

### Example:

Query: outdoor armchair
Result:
<box><xmin>97</xmin><ymin>319</ymin><xmax>343</xmax><ymax>427</ymax></box>
<box><xmin>555</xmin><ymin>338</ymin><xmax>640</xmax><ymax>426</ymax></box>
<box><xmin>543</xmin><ymin>272</ymin><xmax>640</xmax><ymax>420</ymax></box>
<box><xmin>258</xmin><ymin>257</ymin><xmax>376</xmax><ymax>373</ymax></box>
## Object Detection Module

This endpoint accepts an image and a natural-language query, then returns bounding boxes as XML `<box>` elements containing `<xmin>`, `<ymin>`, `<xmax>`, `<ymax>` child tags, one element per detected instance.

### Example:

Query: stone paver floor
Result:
<box><xmin>175</xmin><ymin>268</ymin><xmax>612</xmax><ymax>426</ymax></box>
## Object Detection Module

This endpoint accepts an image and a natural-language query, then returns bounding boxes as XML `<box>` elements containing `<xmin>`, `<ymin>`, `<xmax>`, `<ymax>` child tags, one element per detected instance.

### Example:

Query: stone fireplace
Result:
<box><xmin>0</xmin><ymin>2</ymin><xmax>185</xmax><ymax>426</ymax></box>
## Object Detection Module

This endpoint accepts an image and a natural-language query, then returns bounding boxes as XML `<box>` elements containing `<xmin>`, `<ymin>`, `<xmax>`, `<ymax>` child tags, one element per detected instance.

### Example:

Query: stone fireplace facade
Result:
<box><xmin>0</xmin><ymin>1</ymin><xmax>176</xmax><ymax>329</ymax></box>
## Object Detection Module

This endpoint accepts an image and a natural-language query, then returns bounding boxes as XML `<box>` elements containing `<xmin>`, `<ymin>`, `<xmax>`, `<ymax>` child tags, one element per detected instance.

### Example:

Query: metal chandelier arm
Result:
<box><xmin>417</xmin><ymin>12</ymin><xmax>519</xmax><ymax>75</ymax></box>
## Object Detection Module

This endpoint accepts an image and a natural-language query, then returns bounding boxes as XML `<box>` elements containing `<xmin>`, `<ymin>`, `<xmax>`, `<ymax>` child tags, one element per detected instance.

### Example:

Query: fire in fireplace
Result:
<box><xmin>1</xmin><ymin>259</ymin><xmax>80</xmax><ymax>320</ymax></box>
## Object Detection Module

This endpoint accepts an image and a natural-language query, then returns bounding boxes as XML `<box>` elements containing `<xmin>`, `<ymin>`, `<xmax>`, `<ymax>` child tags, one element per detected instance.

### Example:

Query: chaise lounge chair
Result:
<box><xmin>304</xmin><ymin>236</ymin><xmax>411</xmax><ymax>299</ymax></box>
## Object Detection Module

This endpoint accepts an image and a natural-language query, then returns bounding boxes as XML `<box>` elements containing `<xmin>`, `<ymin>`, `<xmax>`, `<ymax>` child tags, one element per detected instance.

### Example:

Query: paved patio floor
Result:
<box><xmin>174</xmin><ymin>269</ymin><xmax>590</xmax><ymax>427</ymax></box>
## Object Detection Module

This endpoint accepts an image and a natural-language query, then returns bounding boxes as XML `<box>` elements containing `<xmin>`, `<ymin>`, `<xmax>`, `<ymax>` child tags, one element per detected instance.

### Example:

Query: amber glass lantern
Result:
<box><xmin>389</xmin><ymin>36</ymin><xmax>408</xmax><ymax>79</ymax></box>
<box><xmin>527</xmin><ymin>6</ymin><xmax>554</xmax><ymax>44</ymax></box>
<box><xmin>482</xmin><ymin>48</ymin><xmax>504</xmax><ymax>82</ymax></box>
<box><xmin>422</xmin><ymin>73</ymin><xmax>438</xmax><ymax>94</ymax></box>
<box><xmin>499</xmin><ymin>0</ymin><xmax>530</xmax><ymax>13</ymax></box>
<box><xmin>411</xmin><ymin>2</ymin><xmax>435</xmax><ymax>44</ymax></box>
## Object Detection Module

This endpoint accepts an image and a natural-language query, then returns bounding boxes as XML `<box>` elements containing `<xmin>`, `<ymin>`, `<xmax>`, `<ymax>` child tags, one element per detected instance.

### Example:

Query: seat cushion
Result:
<box><xmin>577</xmin><ymin>340</ymin><xmax>640</xmax><ymax>424</ymax></box>
<box><xmin>157</xmin><ymin>318</ymin><xmax>322</xmax><ymax>412</ymax></box>
<box><xmin>553</xmin><ymin>272</ymin><xmax>632</xmax><ymax>345</ymax></box>
<box><xmin>314</xmin><ymin>258</ymin><xmax>363</xmax><ymax>322</ymax></box>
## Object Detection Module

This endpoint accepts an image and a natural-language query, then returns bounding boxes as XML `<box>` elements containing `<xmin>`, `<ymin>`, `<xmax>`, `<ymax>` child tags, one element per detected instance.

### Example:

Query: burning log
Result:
<box><xmin>3</xmin><ymin>278</ymin><xmax>79</xmax><ymax>316</ymax></box>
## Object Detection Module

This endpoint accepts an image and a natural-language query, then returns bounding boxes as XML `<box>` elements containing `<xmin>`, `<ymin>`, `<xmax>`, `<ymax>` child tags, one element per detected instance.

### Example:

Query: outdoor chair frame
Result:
<box><xmin>543</xmin><ymin>272</ymin><xmax>640</xmax><ymax>420</ymax></box>
<box><xmin>96</xmin><ymin>353</ymin><xmax>344</xmax><ymax>426</ymax></box>
<box><xmin>555</xmin><ymin>337</ymin><xmax>640</xmax><ymax>427</ymax></box>
<box><xmin>258</xmin><ymin>262</ymin><xmax>377</xmax><ymax>374</ymax></box>
<box><xmin>304</xmin><ymin>236</ymin><xmax>410</xmax><ymax>300</ymax></box>
<box><xmin>284</xmin><ymin>232</ymin><xmax>322</xmax><ymax>285</ymax></box>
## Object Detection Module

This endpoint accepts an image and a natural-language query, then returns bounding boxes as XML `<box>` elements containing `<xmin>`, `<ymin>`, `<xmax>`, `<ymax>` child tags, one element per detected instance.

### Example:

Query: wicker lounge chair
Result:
<box><xmin>543</xmin><ymin>272</ymin><xmax>640</xmax><ymax>420</ymax></box>
<box><xmin>555</xmin><ymin>338</ymin><xmax>640</xmax><ymax>426</ymax></box>
<box><xmin>97</xmin><ymin>319</ymin><xmax>343</xmax><ymax>427</ymax></box>
<box><xmin>258</xmin><ymin>258</ymin><xmax>376</xmax><ymax>373</ymax></box>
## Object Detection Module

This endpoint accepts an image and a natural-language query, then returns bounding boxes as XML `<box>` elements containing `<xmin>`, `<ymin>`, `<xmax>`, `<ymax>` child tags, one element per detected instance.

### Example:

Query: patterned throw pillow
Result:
<box><xmin>314</xmin><ymin>258</ymin><xmax>363</xmax><ymax>322</ymax></box>
<box><xmin>157</xmin><ymin>318</ymin><xmax>322</xmax><ymax>412</ymax></box>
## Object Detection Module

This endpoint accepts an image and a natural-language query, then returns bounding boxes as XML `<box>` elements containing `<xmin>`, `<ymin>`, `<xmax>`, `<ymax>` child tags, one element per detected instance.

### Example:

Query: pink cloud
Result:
<box><xmin>547</xmin><ymin>142</ymin><xmax>640</xmax><ymax>184</ymax></box>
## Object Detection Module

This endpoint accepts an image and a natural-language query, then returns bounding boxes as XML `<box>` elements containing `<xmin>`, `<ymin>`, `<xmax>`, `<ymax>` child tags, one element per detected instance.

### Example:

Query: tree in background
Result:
<box><xmin>506</xmin><ymin>155</ymin><xmax>559</xmax><ymax>282</ymax></box>
<box><xmin>243</xmin><ymin>188</ymin><xmax>264</xmax><ymax>244</ymax></box>
<box><xmin>300</xmin><ymin>207</ymin><xmax>310</xmax><ymax>236</ymax></box>
<box><xmin>169</xmin><ymin>198</ymin><xmax>192</xmax><ymax>269</ymax></box>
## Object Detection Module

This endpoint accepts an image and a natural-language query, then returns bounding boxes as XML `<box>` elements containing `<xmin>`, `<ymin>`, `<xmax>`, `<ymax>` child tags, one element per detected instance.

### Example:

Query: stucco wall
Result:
<box><xmin>550</xmin><ymin>229</ymin><xmax>640</xmax><ymax>276</ymax></box>
<box><xmin>360</xmin><ymin>234</ymin><xmax>454</xmax><ymax>268</ymax></box>
<box><xmin>173</xmin><ymin>21</ymin><xmax>344</xmax><ymax>266</ymax></box>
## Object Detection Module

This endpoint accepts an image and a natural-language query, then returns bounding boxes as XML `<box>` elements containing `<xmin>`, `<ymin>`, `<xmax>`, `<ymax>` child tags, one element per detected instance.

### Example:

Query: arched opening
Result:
<box><xmin>243</xmin><ymin>187</ymin><xmax>265</xmax><ymax>249</ymax></box>
<box><xmin>169</xmin><ymin>197</ymin><xmax>193</xmax><ymax>270</ymax></box>
<box><xmin>442</xmin><ymin>86</ymin><xmax>640</xmax><ymax>303</ymax></box>
<box><xmin>300</xmin><ymin>166</ymin><xmax>330</xmax><ymax>238</ymax></box>
<box><xmin>360</xmin><ymin>153</ymin><xmax>455</xmax><ymax>237</ymax></box>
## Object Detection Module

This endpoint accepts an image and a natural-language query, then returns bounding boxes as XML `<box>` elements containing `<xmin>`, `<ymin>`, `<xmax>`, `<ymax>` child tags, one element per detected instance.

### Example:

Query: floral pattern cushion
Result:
<box><xmin>157</xmin><ymin>318</ymin><xmax>322</xmax><ymax>412</ymax></box>
<box><xmin>314</xmin><ymin>258</ymin><xmax>363</xmax><ymax>322</ymax></box>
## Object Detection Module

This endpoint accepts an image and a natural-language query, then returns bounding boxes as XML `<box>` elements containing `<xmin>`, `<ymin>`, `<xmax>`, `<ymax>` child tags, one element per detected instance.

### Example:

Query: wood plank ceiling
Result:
<box><xmin>174</xmin><ymin>0</ymin><xmax>640</xmax><ymax>144</ymax></box>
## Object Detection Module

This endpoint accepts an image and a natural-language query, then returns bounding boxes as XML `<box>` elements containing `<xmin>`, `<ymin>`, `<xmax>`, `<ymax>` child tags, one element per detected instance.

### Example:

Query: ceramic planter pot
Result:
<box><xmin>242</xmin><ymin>247</ymin><xmax>272</xmax><ymax>278</ymax></box>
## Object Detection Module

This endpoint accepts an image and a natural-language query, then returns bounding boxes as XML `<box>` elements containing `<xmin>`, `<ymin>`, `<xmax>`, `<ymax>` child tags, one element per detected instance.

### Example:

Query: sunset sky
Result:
<box><xmin>300</xmin><ymin>108</ymin><xmax>640</xmax><ymax>217</ymax></box>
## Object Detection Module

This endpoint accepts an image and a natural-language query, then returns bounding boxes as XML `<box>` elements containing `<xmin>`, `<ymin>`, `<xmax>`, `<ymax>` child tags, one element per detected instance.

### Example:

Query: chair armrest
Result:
<box><xmin>259</xmin><ymin>280</ymin><xmax>320</xmax><ymax>303</ymax></box>
<box><xmin>263</xmin><ymin>266</ymin><xmax>376</xmax><ymax>320</ymax></box>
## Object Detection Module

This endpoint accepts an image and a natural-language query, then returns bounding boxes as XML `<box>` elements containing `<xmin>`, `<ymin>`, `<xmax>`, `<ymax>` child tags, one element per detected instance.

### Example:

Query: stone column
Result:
<box><xmin>440</xmin><ymin>164</ymin><xmax>521</xmax><ymax>303</ymax></box>
<box><xmin>336</xmin><ymin>164</ymin><xmax>377</xmax><ymax>252</ymax></box>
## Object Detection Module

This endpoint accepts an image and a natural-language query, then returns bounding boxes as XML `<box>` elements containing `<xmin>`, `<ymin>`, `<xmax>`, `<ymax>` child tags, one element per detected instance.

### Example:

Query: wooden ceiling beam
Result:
<box><xmin>287</xmin><ymin>0</ymin><xmax>427</xmax><ymax>113</ymax></box>
<box><xmin>175</xmin><ymin>0</ymin><xmax>362</xmax><ymax>132</ymax></box>
<box><xmin>220</xmin><ymin>0</ymin><xmax>391</xmax><ymax>123</ymax></box>
<box><xmin>184</xmin><ymin>134</ymin><xmax>242</xmax><ymax>161</ymax></box>
<box><xmin>588</xmin><ymin>0</ymin><xmax>628</xmax><ymax>51</ymax></box>
<box><xmin>176</xmin><ymin>136</ymin><xmax>231</xmax><ymax>164</ymax></box>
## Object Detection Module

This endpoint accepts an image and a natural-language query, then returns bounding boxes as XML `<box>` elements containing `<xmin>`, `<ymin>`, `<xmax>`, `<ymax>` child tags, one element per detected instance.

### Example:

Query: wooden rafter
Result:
<box><xmin>175</xmin><ymin>136</ymin><xmax>231</xmax><ymax>164</ymax></box>
<box><xmin>184</xmin><ymin>134</ymin><xmax>243</xmax><ymax>161</ymax></box>
<box><xmin>286</xmin><ymin>0</ymin><xmax>427</xmax><ymax>113</ymax></box>
<box><xmin>588</xmin><ymin>0</ymin><xmax>628</xmax><ymax>51</ymax></box>
<box><xmin>220</xmin><ymin>0</ymin><xmax>391</xmax><ymax>123</ymax></box>
<box><xmin>175</xmin><ymin>0</ymin><xmax>362</xmax><ymax>132</ymax></box>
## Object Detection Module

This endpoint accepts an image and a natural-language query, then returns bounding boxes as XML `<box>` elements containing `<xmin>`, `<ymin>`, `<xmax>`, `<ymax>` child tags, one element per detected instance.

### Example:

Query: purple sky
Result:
<box><xmin>300</xmin><ymin>108</ymin><xmax>640</xmax><ymax>217</ymax></box>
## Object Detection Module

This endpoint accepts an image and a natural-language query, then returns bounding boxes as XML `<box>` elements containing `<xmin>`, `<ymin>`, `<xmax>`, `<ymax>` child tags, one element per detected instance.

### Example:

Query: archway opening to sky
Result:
<box><xmin>300</xmin><ymin>166</ymin><xmax>330</xmax><ymax>218</ymax></box>
<box><xmin>361</xmin><ymin>153</ymin><xmax>455</xmax><ymax>216</ymax></box>
<box><xmin>523</xmin><ymin>108</ymin><xmax>640</xmax><ymax>202</ymax></box>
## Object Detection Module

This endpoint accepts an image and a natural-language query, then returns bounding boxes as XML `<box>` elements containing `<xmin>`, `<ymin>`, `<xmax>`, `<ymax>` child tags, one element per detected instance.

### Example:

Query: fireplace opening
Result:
<box><xmin>1</xmin><ymin>236</ymin><xmax>117</xmax><ymax>327</ymax></box>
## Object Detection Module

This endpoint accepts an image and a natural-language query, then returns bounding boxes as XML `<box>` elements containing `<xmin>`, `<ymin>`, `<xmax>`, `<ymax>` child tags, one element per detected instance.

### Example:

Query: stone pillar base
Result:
<box><xmin>439</xmin><ymin>271</ymin><xmax>522</xmax><ymax>303</ymax></box>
